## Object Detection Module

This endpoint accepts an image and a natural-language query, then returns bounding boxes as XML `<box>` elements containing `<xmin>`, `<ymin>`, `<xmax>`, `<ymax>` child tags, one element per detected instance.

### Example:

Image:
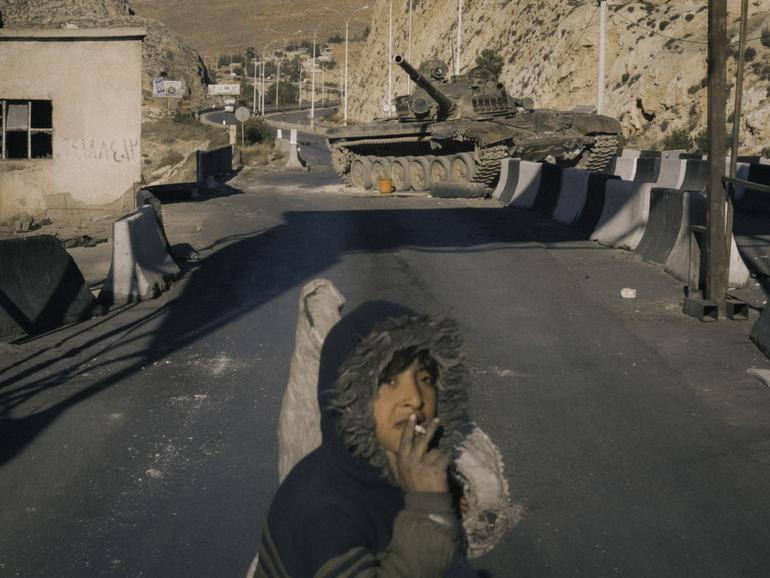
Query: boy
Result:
<box><xmin>253</xmin><ymin>300</ymin><xmax>472</xmax><ymax>577</ymax></box>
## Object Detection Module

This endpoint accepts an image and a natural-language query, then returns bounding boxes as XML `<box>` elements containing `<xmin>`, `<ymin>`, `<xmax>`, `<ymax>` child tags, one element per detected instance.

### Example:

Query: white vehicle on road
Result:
<box><xmin>224</xmin><ymin>98</ymin><xmax>236</xmax><ymax>113</ymax></box>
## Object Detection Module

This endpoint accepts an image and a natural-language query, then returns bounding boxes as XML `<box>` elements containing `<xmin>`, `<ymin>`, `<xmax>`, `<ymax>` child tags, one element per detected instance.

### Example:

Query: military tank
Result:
<box><xmin>327</xmin><ymin>55</ymin><xmax>622</xmax><ymax>192</ymax></box>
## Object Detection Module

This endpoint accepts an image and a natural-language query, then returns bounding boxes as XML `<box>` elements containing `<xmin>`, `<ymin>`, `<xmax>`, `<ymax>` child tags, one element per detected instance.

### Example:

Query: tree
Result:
<box><xmin>266</xmin><ymin>81</ymin><xmax>298</xmax><ymax>106</ymax></box>
<box><xmin>475</xmin><ymin>49</ymin><xmax>503</xmax><ymax>77</ymax></box>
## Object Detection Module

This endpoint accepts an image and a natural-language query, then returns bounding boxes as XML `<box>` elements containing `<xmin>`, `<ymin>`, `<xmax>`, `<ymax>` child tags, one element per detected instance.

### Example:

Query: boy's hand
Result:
<box><xmin>395</xmin><ymin>414</ymin><xmax>450</xmax><ymax>494</ymax></box>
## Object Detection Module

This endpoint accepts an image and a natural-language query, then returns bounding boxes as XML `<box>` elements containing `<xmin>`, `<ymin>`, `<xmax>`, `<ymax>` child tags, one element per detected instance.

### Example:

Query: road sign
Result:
<box><xmin>164</xmin><ymin>81</ymin><xmax>183</xmax><ymax>99</ymax></box>
<box><xmin>235</xmin><ymin>107</ymin><xmax>251</xmax><ymax>122</ymax></box>
<box><xmin>153</xmin><ymin>79</ymin><xmax>184</xmax><ymax>98</ymax></box>
<box><xmin>208</xmin><ymin>84</ymin><xmax>241</xmax><ymax>96</ymax></box>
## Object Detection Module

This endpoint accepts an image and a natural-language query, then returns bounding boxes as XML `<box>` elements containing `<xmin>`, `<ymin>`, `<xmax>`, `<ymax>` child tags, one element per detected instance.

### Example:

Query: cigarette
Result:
<box><xmin>415</xmin><ymin>424</ymin><xmax>427</xmax><ymax>435</ymax></box>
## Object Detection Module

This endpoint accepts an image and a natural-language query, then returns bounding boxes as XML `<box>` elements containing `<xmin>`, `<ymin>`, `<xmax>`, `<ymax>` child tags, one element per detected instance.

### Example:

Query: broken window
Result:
<box><xmin>1</xmin><ymin>99</ymin><xmax>53</xmax><ymax>159</ymax></box>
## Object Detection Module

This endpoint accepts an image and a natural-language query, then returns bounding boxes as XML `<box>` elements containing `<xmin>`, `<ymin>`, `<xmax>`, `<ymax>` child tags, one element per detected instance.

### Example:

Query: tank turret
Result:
<box><xmin>394</xmin><ymin>55</ymin><xmax>455</xmax><ymax>118</ymax></box>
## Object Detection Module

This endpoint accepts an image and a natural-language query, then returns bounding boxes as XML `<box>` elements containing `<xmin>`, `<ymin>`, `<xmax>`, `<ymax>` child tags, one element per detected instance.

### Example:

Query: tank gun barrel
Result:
<box><xmin>394</xmin><ymin>55</ymin><xmax>454</xmax><ymax>116</ymax></box>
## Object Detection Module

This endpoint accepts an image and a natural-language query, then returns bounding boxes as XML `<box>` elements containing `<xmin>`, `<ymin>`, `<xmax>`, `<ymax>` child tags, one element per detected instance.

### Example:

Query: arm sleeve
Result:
<box><xmin>312</xmin><ymin>492</ymin><xmax>459</xmax><ymax>578</ymax></box>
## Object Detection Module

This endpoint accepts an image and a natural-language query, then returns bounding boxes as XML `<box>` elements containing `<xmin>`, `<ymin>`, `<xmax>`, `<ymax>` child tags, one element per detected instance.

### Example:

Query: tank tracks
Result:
<box><xmin>329</xmin><ymin>134</ymin><xmax>619</xmax><ymax>192</ymax></box>
<box><xmin>575</xmin><ymin>134</ymin><xmax>620</xmax><ymax>172</ymax></box>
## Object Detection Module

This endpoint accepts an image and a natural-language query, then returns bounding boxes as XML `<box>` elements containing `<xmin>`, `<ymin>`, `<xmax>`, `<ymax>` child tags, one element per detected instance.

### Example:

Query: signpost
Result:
<box><xmin>235</xmin><ymin>106</ymin><xmax>250</xmax><ymax>148</ymax></box>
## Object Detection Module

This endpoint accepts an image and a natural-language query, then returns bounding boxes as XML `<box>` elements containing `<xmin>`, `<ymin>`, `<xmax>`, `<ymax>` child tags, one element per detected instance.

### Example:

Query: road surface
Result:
<box><xmin>2</xmin><ymin>139</ymin><xmax>770</xmax><ymax>577</ymax></box>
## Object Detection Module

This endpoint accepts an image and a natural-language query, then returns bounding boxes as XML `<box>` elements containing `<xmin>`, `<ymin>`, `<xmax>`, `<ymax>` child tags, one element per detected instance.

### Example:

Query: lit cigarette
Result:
<box><xmin>415</xmin><ymin>424</ymin><xmax>427</xmax><ymax>435</ymax></box>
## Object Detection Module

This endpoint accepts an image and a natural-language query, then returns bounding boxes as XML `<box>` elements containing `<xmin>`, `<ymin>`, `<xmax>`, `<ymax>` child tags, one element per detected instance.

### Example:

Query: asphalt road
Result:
<box><xmin>204</xmin><ymin>106</ymin><xmax>337</xmax><ymax>127</ymax></box>
<box><xmin>2</xmin><ymin>140</ymin><xmax>770</xmax><ymax>577</ymax></box>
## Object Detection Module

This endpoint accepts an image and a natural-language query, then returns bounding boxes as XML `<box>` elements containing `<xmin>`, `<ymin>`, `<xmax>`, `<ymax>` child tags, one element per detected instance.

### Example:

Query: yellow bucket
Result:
<box><xmin>378</xmin><ymin>178</ymin><xmax>393</xmax><ymax>194</ymax></box>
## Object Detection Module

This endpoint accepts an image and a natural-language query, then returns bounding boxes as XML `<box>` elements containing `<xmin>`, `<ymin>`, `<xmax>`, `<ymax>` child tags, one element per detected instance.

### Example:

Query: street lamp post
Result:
<box><xmin>325</xmin><ymin>4</ymin><xmax>369</xmax><ymax>126</ymax></box>
<box><xmin>271</xmin><ymin>28</ymin><xmax>302</xmax><ymax>111</ymax></box>
<box><xmin>597</xmin><ymin>0</ymin><xmax>607</xmax><ymax>115</ymax></box>
<box><xmin>311</xmin><ymin>24</ymin><xmax>321</xmax><ymax>129</ymax></box>
<box><xmin>387</xmin><ymin>0</ymin><xmax>392</xmax><ymax>116</ymax></box>
<box><xmin>407</xmin><ymin>0</ymin><xmax>413</xmax><ymax>93</ymax></box>
<box><xmin>252</xmin><ymin>58</ymin><xmax>259</xmax><ymax>114</ymax></box>
<box><xmin>455</xmin><ymin>0</ymin><xmax>463</xmax><ymax>76</ymax></box>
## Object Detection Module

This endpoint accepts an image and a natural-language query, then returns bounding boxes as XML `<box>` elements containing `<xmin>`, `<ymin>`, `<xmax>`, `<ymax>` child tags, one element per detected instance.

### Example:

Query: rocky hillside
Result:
<box><xmin>0</xmin><ymin>0</ymin><xmax>212</xmax><ymax>113</ymax></box>
<box><xmin>348</xmin><ymin>0</ymin><xmax>770</xmax><ymax>154</ymax></box>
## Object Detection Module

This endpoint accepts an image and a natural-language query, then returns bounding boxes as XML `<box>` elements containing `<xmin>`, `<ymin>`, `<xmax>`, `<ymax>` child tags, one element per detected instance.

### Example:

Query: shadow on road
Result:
<box><xmin>0</xmin><ymin>204</ymin><xmax>595</xmax><ymax>467</ymax></box>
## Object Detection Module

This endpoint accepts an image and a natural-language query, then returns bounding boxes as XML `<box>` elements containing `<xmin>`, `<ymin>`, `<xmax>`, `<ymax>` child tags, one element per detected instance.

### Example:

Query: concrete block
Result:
<box><xmin>99</xmin><ymin>206</ymin><xmax>180</xmax><ymax>304</ymax></box>
<box><xmin>613</xmin><ymin>158</ymin><xmax>637</xmax><ymax>181</ymax></box>
<box><xmin>532</xmin><ymin>163</ymin><xmax>563</xmax><ymax>215</ymax></box>
<box><xmin>574</xmin><ymin>173</ymin><xmax>619</xmax><ymax>233</ymax></box>
<box><xmin>552</xmin><ymin>168</ymin><xmax>591</xmax><ymax>225</ymax></box>
<box><xmin>591</xmin><ymin>180</ymin><xmax>653</xmax><ymax>250</ymax></box>
<box><xmin>635</xmin><ymin>187</ymin><xmax>683</xmax><ymax>265</ymax></box>
<box><xmin>0</xmin><ymin>235</ymin><xmax>96</xmax><ymax>341</ymax></box>
<box><xmin>655</xmin><ymin>160</ymin><xmax>687</xmax><ymax>189</ymax></box>
<box><xmin>508</xmin><ymin>161</ymin><xmax>543</xmax><ymax>209</ymax></box>
<box><xmin>284</xmin><ymin>143</ymin><xmax>309</xmax><ymax>172</ymax></box>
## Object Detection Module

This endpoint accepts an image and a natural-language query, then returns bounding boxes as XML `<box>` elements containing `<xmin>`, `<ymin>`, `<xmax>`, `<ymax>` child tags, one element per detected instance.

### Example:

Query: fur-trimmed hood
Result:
<box><xmin>318</xmin><ymin>301</ymin><xmax>471</xmax><ymax>482</ymax></box>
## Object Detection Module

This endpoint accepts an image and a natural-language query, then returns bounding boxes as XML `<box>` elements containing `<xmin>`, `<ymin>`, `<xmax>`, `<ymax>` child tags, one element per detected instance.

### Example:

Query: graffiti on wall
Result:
<box><xmin>60</xmin><ymin>138</ymin><xmax>139</xmax><ymax>163</ymax></box>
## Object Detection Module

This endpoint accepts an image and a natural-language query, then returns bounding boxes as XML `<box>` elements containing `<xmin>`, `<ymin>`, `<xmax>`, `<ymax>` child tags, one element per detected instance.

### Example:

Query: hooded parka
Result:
<box><xmin>253</xmin><ymin>301</ymin><xmax>472</xmax><ymax>578</ymax></box>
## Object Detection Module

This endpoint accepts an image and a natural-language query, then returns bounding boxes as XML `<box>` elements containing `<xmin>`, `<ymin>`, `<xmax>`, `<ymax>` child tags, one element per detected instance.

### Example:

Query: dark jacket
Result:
<box><xmin>254</xmin><ymin>301</ymin><xmax>472</xmax><ymax>578</ymax></box>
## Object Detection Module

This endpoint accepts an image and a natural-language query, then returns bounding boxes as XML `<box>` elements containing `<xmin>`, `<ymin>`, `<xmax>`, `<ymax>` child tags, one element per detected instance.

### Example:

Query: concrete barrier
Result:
<box><xmin>654</xmin><ymin>159</ymin><xmax>687</xmax><ymax>189</ymax></box>
<box><xmin>492</xmin><ymin>159</ymin><xmax>542</xmax><ymax>208</ymax></box>
<box><xmin>613</xmin><ymin>158</ymin><xmax>637</xmax><ymax>181</ymax></box>
<box><xmin>635</xmin><ymin>187</ymin><xmax>683</xmax><ymax>265</ymax></box>
<box><xmin>732</xmin><ymin>162</ymin><xmax>751</xmax><ymax>200</ymax></box>
<box><xmin>664</xmin><ymin>191</ymin><xmax>750</xmax><ymax>287</ymax></box>
<box><xmin>750</xmin><ymin>306</ymin><xmax>770</xmax><ymax>359</ymax></box>
<box><xmin>574</xmin><ymin>173</ymin><xmax>619</xmax><ymax>233</ymax></box>
<box><xmin>196</xmin><ymin>145</ymin><xmax>233</xmax><ymax>189</ymax></box>
<box><xmin>590</xmin><ymin>180</ymin><xmax>654</xmax><ymax>250</ymax></box>
<box><xmin>639</xmin><ymin>150</ymin><xmax>662</xmax><ymax>158</ymax></box>
<box><xmin>619</xmin><ymin>148</ymin><xmax>641</xmax><ymax>159</ymax></box>
<box><xmin>99</xmin><ymin>206</ymin><xmax>181</xmax><ymax>304</ymax></box>
<box><xmin>532</xmin><ymin>163</ymin><xmax>562</xmax><ymax>215</ymax></box>
<box><xmin>491</xmin><ymin>159</ymin><xmax>519</xmax><ymax>204</ymax></box>
<box><xmin>680</xmin><ymin>159</ymin><xmax>709</xmax><ymax>191</ymax></box>
<box><xmin>662</xmin><ymin>150</ymin><xmax>685</xmax><ymax>160</ymax></box>
<box><xmin>734</xmin><ymin>163</ymin><xmax>770</xmax><ymax>212</ymax></box>
<box><xmin>552</xmin><ymin>168</ymin><xmax>591</xmax><ymax>225</ymax></box>
<box><xmin>284</xmin><ymin>130</ymin><xmax>309</xmax><ymax>171</ymax></box>
<box><xmin>509</xmin><ymin>161</ymin><xmax>543</xmax><ymax>209</ymax></box>
<box><xmin>0</xmin><ymin>235</ymin><xmax>97</xmax><ymax>341</ymax></box>
<box><xmin>633</xmin><ymin>157</ymin><xmax>661</xmax><ymax>183</ymax></box>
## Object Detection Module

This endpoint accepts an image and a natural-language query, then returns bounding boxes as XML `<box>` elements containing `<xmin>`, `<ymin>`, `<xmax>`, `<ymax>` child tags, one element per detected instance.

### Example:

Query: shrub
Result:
<box><xmin>762</xmin><ymin>28</ymin><xmax>770</xmax><ymax>49</ymax></box>
<box><xmin>238</xmin><ymin>118</ymin><xmax>273</xmax><ymax>146</ymax></box>
<box><xmin>663</xmin><ymin>128</ymin><xmax>691</xmax><ymax>150</ymax></box>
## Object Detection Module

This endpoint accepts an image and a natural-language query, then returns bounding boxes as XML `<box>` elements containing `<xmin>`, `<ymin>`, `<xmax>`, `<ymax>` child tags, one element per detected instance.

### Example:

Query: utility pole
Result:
<box><xmin>597</xmin><ymin>0</ymin><xmax>606</xmax><ymax>115</ymax></box>
<box><xmin>705</xmin><ymin>0</ymin><xmax>728</xmax><ymax>312</ymax></box>
<box><xmin>730</xmin><ymin>0</ymin><xmax>749</xmax><ymax>179</ymax></box>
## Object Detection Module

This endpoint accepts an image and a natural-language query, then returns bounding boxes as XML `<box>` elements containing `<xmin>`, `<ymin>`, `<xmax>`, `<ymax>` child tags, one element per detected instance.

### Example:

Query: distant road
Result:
<box><xmin>203</xmin><ymin>105</ymin><xmax>338</xmax><ymax>127</ymax></box>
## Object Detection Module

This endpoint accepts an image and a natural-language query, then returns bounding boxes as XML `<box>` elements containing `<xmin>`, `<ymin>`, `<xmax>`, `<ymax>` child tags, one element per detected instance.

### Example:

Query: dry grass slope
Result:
<box><xmin>130</xmin><ymin>0</ymin><xmax>373</xmax><ymax>59</ymax></box>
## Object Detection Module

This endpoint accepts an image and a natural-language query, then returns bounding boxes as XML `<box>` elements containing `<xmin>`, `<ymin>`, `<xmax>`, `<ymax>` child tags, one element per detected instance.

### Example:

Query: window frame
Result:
<box><xmin>1</xmin><ymin>99</ymin><xmax>54</xmax><ymax>160</ymax></box>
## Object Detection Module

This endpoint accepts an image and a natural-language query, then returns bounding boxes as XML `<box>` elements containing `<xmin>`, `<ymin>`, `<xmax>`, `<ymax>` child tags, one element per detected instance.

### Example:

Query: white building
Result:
<box><xmin>0</xmin><ymin>28</ymin><xmax>146</xmax><ymax>221</ymax></box>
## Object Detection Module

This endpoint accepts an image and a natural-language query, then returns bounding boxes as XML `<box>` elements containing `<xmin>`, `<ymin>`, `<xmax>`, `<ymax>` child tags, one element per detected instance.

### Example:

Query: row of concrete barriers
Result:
<box><xmin>491</xmin><ymin>158</ymin><xmax>770</xmax><ymax>289</ymax></box>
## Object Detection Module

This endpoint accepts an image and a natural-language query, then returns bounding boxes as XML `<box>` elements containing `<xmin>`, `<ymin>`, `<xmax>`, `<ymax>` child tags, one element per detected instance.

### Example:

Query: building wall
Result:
<box><xmin>0</xmin><ymin>29</ymin><xmax>146</xmax><ymax>219</ymax></box>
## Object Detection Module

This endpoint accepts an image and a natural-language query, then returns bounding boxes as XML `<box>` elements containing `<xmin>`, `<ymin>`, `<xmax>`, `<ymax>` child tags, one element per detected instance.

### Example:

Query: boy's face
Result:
<box><xmin>373</xmin><ymin>358</ymin><xmax>438</xmax><ymax>458</ymax></box>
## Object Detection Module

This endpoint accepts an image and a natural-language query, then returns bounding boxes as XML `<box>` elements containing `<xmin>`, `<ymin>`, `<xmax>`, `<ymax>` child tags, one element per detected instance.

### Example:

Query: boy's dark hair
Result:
<box><xmin>379</xmin><ymin>347</ymin><xmax>439</xmax><ymax>386</ymax></box>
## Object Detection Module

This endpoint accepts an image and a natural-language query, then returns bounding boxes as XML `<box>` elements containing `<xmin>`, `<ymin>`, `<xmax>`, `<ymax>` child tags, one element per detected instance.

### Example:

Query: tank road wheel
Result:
<box><xmin>450</xmin><ymin>153</ymin><xmax>476</xmax><ymax>182</ymax></box>
<box><xmin>349</xmin><ymin>156</ymin><xmax>372</xmax><ymax>189</ymax></box>
<box><xmin>430</xmin><ymin>156</ymin><xmax>452</xmax><ymax>184</ymax></box>
<box><xmin>369</xmin><ymin>157</ymin><xmax>391</xmax><ymax>187</ymax></box>
<box><xmin>408</xmin><ymin>157</ymin><xmax>432</xmax><ymax>192</ymax></box>
<box><xmin>390</xmin><ymin>157</ymin><xmax>411</xmax><ymax>191</ymax></box>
